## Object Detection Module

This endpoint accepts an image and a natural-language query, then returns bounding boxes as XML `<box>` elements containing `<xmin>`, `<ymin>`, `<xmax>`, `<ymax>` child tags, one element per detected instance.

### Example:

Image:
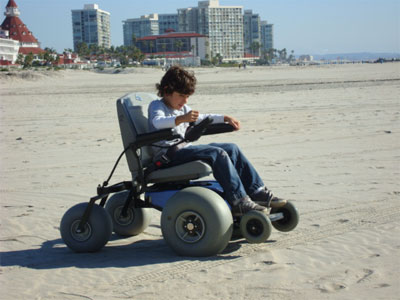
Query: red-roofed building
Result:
<box><xmin>243</xmin><ymin>53</ymin><xmax>260</xmax><ymax>59</ymax></box>
<box><xmin>135</xmin><ymin>32</ymin><xmax>209</xmax><ymax>60</ymax></box>
<box><xmin>54</xmin><ymin>52</ymin><xmax>80</xmax><ymax>66</ymax></box>
<box><xmin>0</xmin><ymin>0</ymin><xmax>44</xmax><ymax>60</ymax></box>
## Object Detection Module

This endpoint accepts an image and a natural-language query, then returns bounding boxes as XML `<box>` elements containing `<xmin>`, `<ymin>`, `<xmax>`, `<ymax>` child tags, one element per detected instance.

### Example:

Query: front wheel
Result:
<box><xmin>270</xmin><ymin>201</ymin><xmax>299</xmax><ymax>232</ymax></box>
<box><xmin>60</xmin><ymin>203</ymin><xmax>112</xmax><ymax>252</ymax></box>
<box><xmin>161</xmin><ymin>187</ymin><xmax>233</xmax><ymax>257</ymax></box>
<box><xmin>240</xmin><ymin>210</ymin><xmax>272</xmax><ymax>243</ymax></box>
<box><xmin>105</xmin><ymin>191</ymin><xmax>152</xmax><ymax>236</ymax></box>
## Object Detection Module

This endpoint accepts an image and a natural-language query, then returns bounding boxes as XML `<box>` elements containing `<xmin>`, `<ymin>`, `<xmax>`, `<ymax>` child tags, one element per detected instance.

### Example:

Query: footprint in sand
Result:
<box><xmin>356</xmin><ymin>269</ymin><xmax>374</xmax><ymax>284</ymax></box>
<box><xmin>317</xmin><ymin>283</ymin><xmax>347</xmax><ymax>293</ymax></box>
<box><xmin>376</xmin><ymin>283</ymin><xmax>390</xmax><ymax>288</ymax></box>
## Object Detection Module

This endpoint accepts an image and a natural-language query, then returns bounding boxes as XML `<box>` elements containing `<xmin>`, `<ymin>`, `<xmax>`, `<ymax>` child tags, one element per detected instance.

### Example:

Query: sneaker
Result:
<box><xmin>232</xmin><ymin>196</ymin><xmax>269</xmax><ymax>216</ymax></box>
<box><xmin>268</xmin><ymin>196</ymin><xmax>287</xmax><ymax>208</ymax></box>
<box><xmin>251</xmin><ymin>187</ymin><xmax>287</xmax><ymax>208</ymax></box>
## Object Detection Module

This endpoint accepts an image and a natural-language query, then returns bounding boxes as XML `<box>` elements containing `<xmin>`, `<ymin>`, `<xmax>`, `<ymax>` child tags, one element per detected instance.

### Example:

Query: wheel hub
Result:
<box><xmin>71</xmin><ymin>220</ymin><xmax>92</xmax><ymax>242</ymax></box>
<box><xmin>114</xmin><ymin>206</ymin><xmax>134</xmax><ymax>226</ymax></box>
<box><xmin>246</xmin><ymin>219</ymin><xmax>263</xmax><ymax>237</ymax></box>
<box><xmin>175</xmin><ymin>211</ymin><xmax>205</xmax><ymax>243</ymax></box>
<box><xmin>186</xmin><ymin>222</ymin><xmax>195</xmax><ymax>231</ymax></box>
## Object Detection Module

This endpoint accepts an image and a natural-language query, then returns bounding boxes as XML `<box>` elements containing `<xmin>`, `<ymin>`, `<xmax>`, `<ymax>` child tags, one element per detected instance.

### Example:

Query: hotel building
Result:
<box><xmin>261</xmin><ymin>21</ymin><xmax>273</xmax><ymax>51</ymax></box>
<box><xmin>0</xmin><ymin>0</ymin><xmax>43</xmax><ymax>61</ymax></box>
<box><xmin>123</xmin><ymin>14</ymin><xmax>159</xmax><ymax>46</ymax></box>
<box><xmin>178</xmin><ymin>0</ymin><xmax>244</xmax><ymax>60</ymax></box>
<box><xmin>71</xmin><ymin>4</ymin><xmax>111</xmax><ymax>51</ymax></box>
<box><xmin>243</xmin><ymin>10</ymin><xmax>261</xmax><ymax>56</ymax></box>
<box><xmin>158</xmin><ymin>14</ymin><xmax>179</xmax><ymax>34</ymax></box>
<box><xmin>0</xmin><ymin>29</ymin><xmax>19</xmax><ymax>64</ymax></box>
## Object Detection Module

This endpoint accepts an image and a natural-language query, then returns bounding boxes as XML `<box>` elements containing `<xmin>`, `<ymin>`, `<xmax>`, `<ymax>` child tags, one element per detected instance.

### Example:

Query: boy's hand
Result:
<box><xmin>176</xmin><ymin>110</ymin><xmax>199</xmax><ymax>125</ymax></box>
<box><xmin>224</xmin><ymin>115</ymin><xmax>241</xmax><ymax>130</ymax></box>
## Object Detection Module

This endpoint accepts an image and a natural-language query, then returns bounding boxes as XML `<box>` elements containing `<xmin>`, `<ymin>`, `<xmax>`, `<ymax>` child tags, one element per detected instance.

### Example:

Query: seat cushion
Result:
<box><xmin>146</xmin><ymin>160</ymin><xmax>212</xmax><ymax>183</ymax></box>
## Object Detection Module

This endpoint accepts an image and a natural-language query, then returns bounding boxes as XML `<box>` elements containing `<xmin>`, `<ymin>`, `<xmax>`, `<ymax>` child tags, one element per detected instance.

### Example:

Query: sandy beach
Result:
<box><xmin>0</xmin><ymin>63</ymin><xmax>399</xmax><ymax>299</ymax></box>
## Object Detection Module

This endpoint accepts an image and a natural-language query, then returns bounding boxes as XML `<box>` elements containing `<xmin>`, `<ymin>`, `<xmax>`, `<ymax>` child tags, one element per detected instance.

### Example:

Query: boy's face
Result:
<box><xmin>164</xmin><ymin>92</ymin><xmax>190</xmax><ymax>110</ymax></box>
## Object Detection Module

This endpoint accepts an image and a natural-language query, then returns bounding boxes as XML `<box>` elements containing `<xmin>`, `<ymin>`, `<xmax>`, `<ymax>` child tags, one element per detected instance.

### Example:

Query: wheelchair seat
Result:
<box><xmin>116</xmin><ymin>92</ymin><xmax>212</xmax><ymax>184</ymax></box>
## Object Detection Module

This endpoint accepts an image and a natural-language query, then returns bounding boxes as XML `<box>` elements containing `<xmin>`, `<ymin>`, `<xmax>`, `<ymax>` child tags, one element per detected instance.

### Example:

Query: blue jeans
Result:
<box><xmin>169</xmin><ymin>143</ymin><xmax>265</xmax><ymax>206</ymax></box>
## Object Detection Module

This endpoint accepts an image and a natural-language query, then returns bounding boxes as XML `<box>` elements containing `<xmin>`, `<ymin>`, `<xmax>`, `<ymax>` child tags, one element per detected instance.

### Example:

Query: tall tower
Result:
<box><xmin>0</xmin><ymin>0</ymin><xmax>44</xmax><ymax>55</ymax></box>
<box><xmin>123</xmin><ymin>14</ymin><xmax>159</xmax><ymax>46</ymax></box>
<box><xmin>261</xmin><ymin>21</ymin><xmax>273</xmax><ymax>51</ymax></box>
<box><xmin>71</xmin><ymin>4</ymin><xmax>111</xmax><ymax>51</ymax></box>
<box><xmin>244</xmin><ymin>10</ymin><xmax>261</xmax><ymax>56</ymax></box>
<box><xmin>178</xmin><ymin>0</ymin><xmax>244</xmax><ymax>60</ymax></box>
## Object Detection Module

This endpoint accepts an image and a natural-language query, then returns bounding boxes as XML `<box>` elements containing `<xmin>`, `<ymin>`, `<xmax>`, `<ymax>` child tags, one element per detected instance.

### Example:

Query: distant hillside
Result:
<box><xmin>310</xmin><ymin>52</ymin><xmax>400</xmax><ymax>61</ymax></box>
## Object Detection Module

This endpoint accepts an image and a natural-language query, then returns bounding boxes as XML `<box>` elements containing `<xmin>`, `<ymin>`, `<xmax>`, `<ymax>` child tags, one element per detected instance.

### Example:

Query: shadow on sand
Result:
<box><xmin>0</xmin><ymin>234</ymin><xmax>245</xmax><ymax>270</ymax></box>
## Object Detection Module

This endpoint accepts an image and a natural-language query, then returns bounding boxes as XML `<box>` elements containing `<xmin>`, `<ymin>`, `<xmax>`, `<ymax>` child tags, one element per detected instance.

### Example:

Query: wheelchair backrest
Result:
<box><xmin>116</xmin><ymin>92</ymin><xmax>159</xmax><ymax>179</ymax></box>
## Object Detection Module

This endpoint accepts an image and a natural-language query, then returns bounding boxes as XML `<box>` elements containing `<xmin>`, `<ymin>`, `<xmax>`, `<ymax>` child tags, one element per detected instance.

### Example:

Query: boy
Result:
<box><xmin>148</xmin><ymin>66</ymin><xmax>286</xmax><ymax>215</ymax></box>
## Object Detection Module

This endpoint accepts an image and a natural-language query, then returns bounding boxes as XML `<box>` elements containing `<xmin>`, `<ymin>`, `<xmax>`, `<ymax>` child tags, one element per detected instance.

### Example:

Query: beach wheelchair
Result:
<box><xmin>60</xmin><ymin>92</ymin><xmax>299</xmax><ymax>256</ymax></box>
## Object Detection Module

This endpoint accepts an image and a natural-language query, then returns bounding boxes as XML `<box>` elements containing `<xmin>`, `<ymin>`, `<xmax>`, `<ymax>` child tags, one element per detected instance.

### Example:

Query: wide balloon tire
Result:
<box><xmin>240</xmin><ymin>210</ymin><xmax>272</xmax><ymax>243</ymax></box>
<box><xmin>161</xmin><ymin>187</ymin><xmax>233</xmax><ymax>257</ymax></box>
<box><xmin>270</xmin><ymin>201</ymin><xmax>299</xmax><ymax>232</ymax></box>
<box><xmin>105</xmin><ymin>191</ymin><xmax>152</xmax><ymax>236</ymax></box>
<box><xmin>60</xmin><ymin>202</ymin><xmax>112</xmax><ymax>252</ymax></box>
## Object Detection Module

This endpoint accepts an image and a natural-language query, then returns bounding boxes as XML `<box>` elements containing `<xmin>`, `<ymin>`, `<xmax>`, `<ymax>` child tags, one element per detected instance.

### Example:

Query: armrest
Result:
<box><xmin>135</xmin><ymin>129</ymin><xmax>180</xmax><ymax>148</ymax></box>
<box><xmin>203</xmin><ymin>123</ymin><xmax>235</xmax><ymax>135</ymax></box>
<box><xmin>185</xmin><ymin>117</ymin><xmax>213</xmax><ymax>142</ymax></box>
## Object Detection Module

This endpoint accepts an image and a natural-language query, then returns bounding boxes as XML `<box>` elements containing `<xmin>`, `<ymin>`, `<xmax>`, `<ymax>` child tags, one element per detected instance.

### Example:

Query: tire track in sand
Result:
<box><xmin>102</xmin><ymin>200</ymin><xmax>400</xmax><ymax>297</ymax></box>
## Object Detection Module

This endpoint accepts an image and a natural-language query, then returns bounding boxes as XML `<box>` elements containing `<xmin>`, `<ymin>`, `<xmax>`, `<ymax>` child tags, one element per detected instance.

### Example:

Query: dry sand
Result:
<box><xmin>0</xmin><ymin>63</ymin><xmax>399</xmax><ymax>299</ymax></box>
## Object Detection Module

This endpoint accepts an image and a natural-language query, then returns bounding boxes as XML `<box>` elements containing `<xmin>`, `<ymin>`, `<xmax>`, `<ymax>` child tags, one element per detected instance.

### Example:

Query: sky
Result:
<box><xmin>2</xmin><ymin>0</ymin><xmax>399</xmax><ymax>55</ymax></box>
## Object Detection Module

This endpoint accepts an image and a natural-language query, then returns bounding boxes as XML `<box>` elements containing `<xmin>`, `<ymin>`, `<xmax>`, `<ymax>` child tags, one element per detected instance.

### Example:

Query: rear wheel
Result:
<box><xmin>60</xmin><ymin>203</ymin><xmax>112</xmax><ymax>252</ymax></box>
<box><xmin>161</xmin><ymin>187</ymin><xmax>233</xmax><ymax>256</ymax></box>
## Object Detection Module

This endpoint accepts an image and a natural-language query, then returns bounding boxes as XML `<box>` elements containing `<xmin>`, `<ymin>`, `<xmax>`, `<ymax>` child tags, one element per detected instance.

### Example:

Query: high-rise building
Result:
<box><xmin>178</xmin><ymin>0</ymin><xmax>244</xmax><ymax>60</ymax></box>
<box><xmin>177</xmin><ymin>7</ymin><xmax>198</xmax><ymax>33</ymax></box>
<box><xmin>261</xmin><ymin>21</ymin><xmax>273</xmax><ymax>51</ymax></box>
<box><xmin>71</xmin><ymin>4</ymin><xmax>111</xmax><ymax>51</ymax></box>
<box><xmin>158</xmin><ymin>14</ymin><xmax>179</xmax><ymax>34</ymax></box>
<box><xmin>123</xmin><ymin>14</ymin><xmax>159</xmax><ymax>46</ymax></box>
<box><xmin>243</xmin><ymin>10</ymin><xmax>261</xmax><ymax>56</ymax></box>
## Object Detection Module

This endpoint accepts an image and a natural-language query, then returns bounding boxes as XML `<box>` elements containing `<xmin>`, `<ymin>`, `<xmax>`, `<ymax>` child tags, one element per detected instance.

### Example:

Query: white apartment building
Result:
<box><xmin>179</xmin><ymin>0</ymin><xmax>244</xmax><ymax>60</ymax></box>
<box><xmin>123</xmin><ymin>14</ymin><xmax>159</xmax><ymax>46</ymax></box>
<box><xmin>71</xmin><ymin>4</ymin><xmax>111</xmax><ymax>51</ymax></box>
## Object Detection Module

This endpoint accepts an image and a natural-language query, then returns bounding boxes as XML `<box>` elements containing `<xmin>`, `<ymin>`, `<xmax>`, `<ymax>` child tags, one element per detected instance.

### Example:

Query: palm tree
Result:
<box><xmin>131</xmin><ymin>34</ymin><xmax>137</xmax><ymax>47</ymax></box>
<box><xmin>23</xmin><ymin>52</ymin><xmax>34</xmax><ymax>68</ymax></box>
<box><xmin>251</xmin><ymin>42</ymin><xmax>260</xmax><ymax>56</ymax></box>
<box><xmin>215</xmin><ymin>53</ymin><xmax>223</xmax><ymax>65</ymax></box>
<box><xmin>16</xmin><ymin>53</ymin><xmax>24</xmax><ymax>65</ymax></box>
<box><xmin>149</xmin><ymin>41</ymin><xmax>155</xmax><ymax>54</ymax></box>
<box><xmin>174</xmin><ymin>39</ymin><xmax>184</xmax><ymax>63</ymax></box>
<box><xmin>279</xmin><ymin>48</ymin><xmax>287</xmax><ymax>62</ymax></box>
<box><xmin>174</xmin><ymin>39</ymin><xmax>183</xmax><ymax>53</ymax></box>
<box><xmin>42</xmin><ymin>47</ymin><xmax>58</xmax><ymax>65</ymax></box>
<box><xmin>232</xmin><ymin>43</ymin><xmax>237</xmax><ymax>56</ymax></box>
<box><xmin>161</xmin><ymin>43</ymin><xmax>167</xmax><ymax>57</ymax></box>
<box><xmin>63</xmin><ymin>48</ymin><xmax>73</xmax><ymax>55</ymax></box>
<box><xmin>191</xmin><ymin>44</ymin><xmax>195</xmax><ymax>65</ymax></box>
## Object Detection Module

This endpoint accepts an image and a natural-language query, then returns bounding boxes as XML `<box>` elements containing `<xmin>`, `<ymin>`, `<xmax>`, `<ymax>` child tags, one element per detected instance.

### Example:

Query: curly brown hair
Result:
<box><xmin>156</xmin><ymin>65</ymin><xmax>197</xmax><ymax>97</ymax></box>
